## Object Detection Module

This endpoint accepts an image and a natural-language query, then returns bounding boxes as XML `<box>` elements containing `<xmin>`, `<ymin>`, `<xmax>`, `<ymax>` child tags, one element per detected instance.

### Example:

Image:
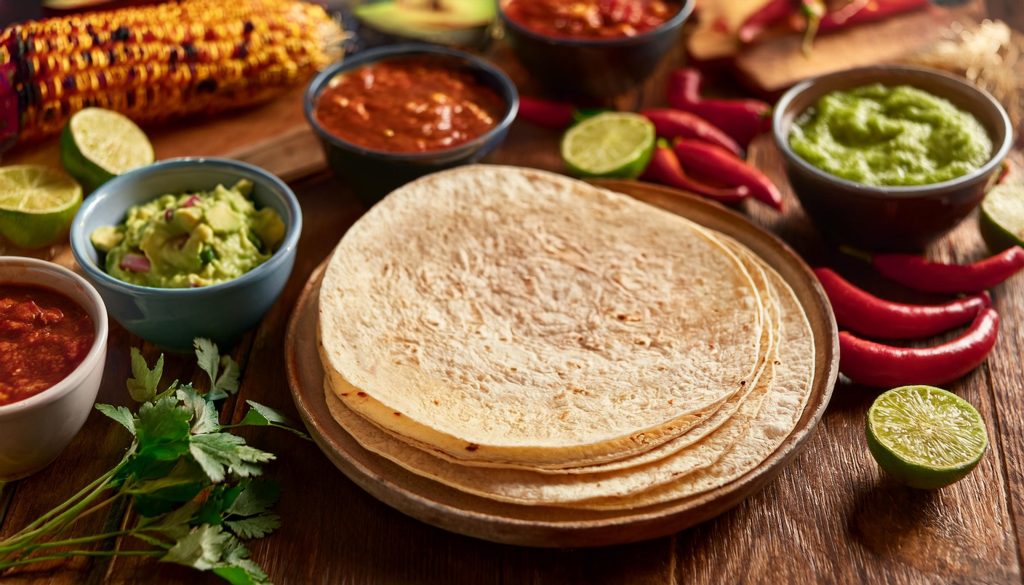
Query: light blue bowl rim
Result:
<box><xmin>70</xmin><ymin>157</ymin><xmax>302</xmax><ymax>297</ymax></box>
<box><xmin>497</xmin><ymin>0</ymin><xmax>695</xmax><ymax>47</ymax></box>
<box><xmin>303</xmin><ymin>44</ymin><xmax>519</xmax><ymax>162</ymax></box>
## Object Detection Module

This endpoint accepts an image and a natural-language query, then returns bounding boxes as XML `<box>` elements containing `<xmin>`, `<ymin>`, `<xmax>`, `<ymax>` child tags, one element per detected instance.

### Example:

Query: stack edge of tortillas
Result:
<box><xmin>316</xmin><ymin>165</ymin><xmax>815</xmax><ymax>510</ymax></box>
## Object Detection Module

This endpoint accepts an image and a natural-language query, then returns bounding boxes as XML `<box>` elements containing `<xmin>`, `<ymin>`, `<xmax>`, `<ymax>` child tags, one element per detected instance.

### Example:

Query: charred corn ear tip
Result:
<box><xmin>0</xmin><ymin>0</ymin><xmax>345</xmax><ymax>144</ymax></box>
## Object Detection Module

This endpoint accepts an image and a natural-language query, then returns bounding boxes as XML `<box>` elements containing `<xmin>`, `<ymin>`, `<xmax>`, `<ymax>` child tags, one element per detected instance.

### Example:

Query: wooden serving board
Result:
<box><xmin>689</xmin><ymin>0</ymin><xmax>986</xmax><ymax>97</ymax></box>
<box><xmin>284</xmin><ymin>179</ymin><xmax>840</xmax><ymax>547</ymax></box>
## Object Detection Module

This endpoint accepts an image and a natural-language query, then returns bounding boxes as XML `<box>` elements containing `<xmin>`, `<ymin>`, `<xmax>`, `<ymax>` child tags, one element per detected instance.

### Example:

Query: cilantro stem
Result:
<box><xmin>6</xmin><ymin>460</ymin><xmax>122</xmax><ymax>541</ymax></box>
<box><xmin>0</xmin><ymin>549</ymin><xmax>162</xmax><ymax>571</ymax></box>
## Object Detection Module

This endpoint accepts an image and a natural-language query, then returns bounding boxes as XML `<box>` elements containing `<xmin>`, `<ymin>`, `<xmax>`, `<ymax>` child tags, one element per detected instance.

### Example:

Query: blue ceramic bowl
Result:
<box><xmin>70</xmin><ymin>158</ymin><xmax>302</xmax><ymax>352</ymax></box>
<box><xmin>304</xmin><ymin>44</ymin><xmax>518</xmax><ymax>205</ymax></box>
<box><xmin>499</xmin><ymin>0</ymin><xmax>694</xmax><ymax>101</ymax></box>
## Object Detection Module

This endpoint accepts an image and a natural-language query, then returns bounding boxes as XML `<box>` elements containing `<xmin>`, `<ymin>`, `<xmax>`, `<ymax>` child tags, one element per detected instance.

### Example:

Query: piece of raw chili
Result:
<box><xmin>666</xmin><ymin>69</ymin><xmax>772</xmax><ymax>148</ymax></box>
<box><xmin>815</xmin><ymin>268</ymin><xmax>991</xmax><ymax>339</ymax></box>
<box><xmin>517</xmin><ymin>96</ymin><xmax>575</xmax><ymax>129</ymax></box>
<box><xmin>641</xmin><ymin>139</ymin><xmax>749</xmax><ymax>204</ymax></box>
<box><xmin>738</xmin><ymin>0</ymin><xmax>798</xmax><ymax>44</ymax></box>
<box><xmin>838</xmin><ymin>308</ymin><xmax>1000</xmax><ymax>387</ymax></box>
<box><xmin>819</xmin><ymin>0</ymin><xmax>929</xmax><ymax>32</ymax></box>
<box><xmin>799</xmin><ymin>0</ymin><xmax>826</xmax><ymax>54</ymax></box>
<box><xmin>848</xmin><ymin>246</ymin><xmax>1024</xmax><ymax>294</ymax></box>
<box><xmin>673</xmin><ymin>139</ymin><xmax>783</xmax><ymax>210</ymax></box>
<box><xmin>641</xmin><ymin>108</ymin><xmax>743</xmax><ymax>157</ymax></box>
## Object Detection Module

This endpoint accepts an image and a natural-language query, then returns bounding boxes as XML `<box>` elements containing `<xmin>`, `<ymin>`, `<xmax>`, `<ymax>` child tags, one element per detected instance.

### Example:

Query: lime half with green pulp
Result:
<box><xmin>0</xmin><ymin>165</ymin><xmax>83</xmax><ymax>248</ymax></box>
<box><xmin>561</xmin><ymin>112</ymin><xmax>655</xmax><ymax>179</ymax></box>
<box><xmin>980</xmin><ymin>183</ymin><xmax>1024</xmax><ymax>253</ymax></box>
<box><xmin>61</xmin><ymin>108</ymin><xmax>154</xmax><ymax>192</ymax></box>
<box><xmin>866</xmin><ymin>385</ymin><xmax>988</xmax><ymax>489</ymax></box>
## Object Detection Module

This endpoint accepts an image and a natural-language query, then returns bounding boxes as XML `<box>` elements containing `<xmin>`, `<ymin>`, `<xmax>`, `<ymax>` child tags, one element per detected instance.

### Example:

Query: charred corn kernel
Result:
<box><xmin>1</xmin><ymin>0</ymin><xmax>344</xmax><ymax>144</ymax></box>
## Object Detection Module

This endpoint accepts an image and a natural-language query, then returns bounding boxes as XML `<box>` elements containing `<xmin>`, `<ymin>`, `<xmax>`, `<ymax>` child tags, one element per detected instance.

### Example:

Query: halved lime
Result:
<box><xmin>0</xmin><ymin>165</ymin><xmax>83</xmax><ymax>248</ymax></box>
<box><xmin>60</xmin><ymin>108</ymin><xmax>154</xmax><ymax>192</ymax></box>
<box><xmin>561</xmin><ymin>112</ymin><xmax>655</xmax><ymax>179</ymax></box>
<box><xmin>980</xmin><ymin>183</ymin><xmax>1024</xmax><ymax>253</ymax></box>
<box><xmin>866</xmin><ymin>385</ymin><xmax>987</xmax><ymax>489</ymax></box>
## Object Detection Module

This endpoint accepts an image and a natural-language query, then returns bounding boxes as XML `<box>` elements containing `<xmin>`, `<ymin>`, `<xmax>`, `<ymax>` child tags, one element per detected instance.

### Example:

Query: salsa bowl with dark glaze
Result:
<box><xmin>499</xmin><ymin>0</ymin><xmax>694</xmax><ymax>101</ymax></box>
<box><xmin>70</xmin><ymin>158</ymin><xmax>302</xmax><ymax>352</ymax></box>
<box><xmin>0</xmin><ymin>257</ymin><xmax>108</xmax><ymax>480</ymax></box>
<box><xmin>304</xmin><ymin>44</ymin><xmax>518</xmax><ymax>205</ymax></box>
<box><xmin>773</xmin><ymin>65</ymin><xmax>1013</xmax><ymax>251</ymax></box>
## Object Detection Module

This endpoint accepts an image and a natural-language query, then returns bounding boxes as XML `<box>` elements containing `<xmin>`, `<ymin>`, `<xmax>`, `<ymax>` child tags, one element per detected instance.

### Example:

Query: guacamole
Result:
<box><xmin>91</xmin><ymin>180</ymin><xmax>286</xmax><ymax>288</ymax></box>
<box><xmin>789</xmin><ymin>84</ymin><xmax>992</xmax><ymax>187</ymax></box>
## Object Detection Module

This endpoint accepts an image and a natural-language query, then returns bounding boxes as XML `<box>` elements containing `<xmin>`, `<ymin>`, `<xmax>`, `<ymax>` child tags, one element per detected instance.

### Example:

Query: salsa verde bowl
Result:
<box><xmin>498</xmin><ymin>0</ymin><xmax>694</xmax><ymax>101</ymax></box>
<box><xmin>304</xmin><ymin>44</ymin><xmax>518</xmax><ymax>205</ymax></box>
<box><xmin>0</xmin><ymin>257</ymin><xmax>108</xmax><ymax>481</ymax></box>
<box><xmin>773</xmin><ymin>65</ymin><xmax>1013</xmax><ymax>251</ymax></box>
<box><xmin>70</xmin><ymin>158</ymin><xmax>301</xmax><ymax>352</ymax></box>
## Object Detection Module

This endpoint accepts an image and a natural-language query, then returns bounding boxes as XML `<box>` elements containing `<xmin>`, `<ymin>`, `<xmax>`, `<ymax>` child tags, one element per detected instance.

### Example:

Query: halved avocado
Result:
<box><xmin>355</xmin><ymin>0</ymin><xmax>495</xmax><ymax>46</ymax></box>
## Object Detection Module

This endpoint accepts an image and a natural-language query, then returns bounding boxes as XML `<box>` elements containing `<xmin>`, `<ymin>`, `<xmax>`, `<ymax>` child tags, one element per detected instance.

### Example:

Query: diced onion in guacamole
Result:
<box><xmin>91</xmin><ymin>180</ymin><xmax>286</xmax><ymax>288</ymax></box>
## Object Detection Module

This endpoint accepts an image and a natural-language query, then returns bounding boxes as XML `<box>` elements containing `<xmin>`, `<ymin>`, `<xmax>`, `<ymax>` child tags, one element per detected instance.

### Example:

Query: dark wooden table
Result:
<box><xmin>3</xmin><ymin>4</ymin><xmax>1024</xmax><ymax>584</ymax></box>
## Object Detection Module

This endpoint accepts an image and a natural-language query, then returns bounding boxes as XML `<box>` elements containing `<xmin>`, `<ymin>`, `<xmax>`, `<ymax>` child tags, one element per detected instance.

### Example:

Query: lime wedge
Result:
<box><xmin>60</xmin><ymin>108</ymin><xmax>154</xmax><ymax>192</ymax></box>
<box><xmin>980</xmin><ymin>183</ymin><xmax>1024</xmax><ymax>253</ymax></box>
<box><xmin>0</xmin><ymin>165</ymin><xmax>83</xmax><ymax>248</ymax></box>
<box><xmin>561</xmin><ymin>112</ymin><xmax>655</xmax><ymax>179</ymax></box>
<box><xmin>866</xmin><ymin>385</ymin><xmax>987</xmax><ymax>489</ymax></box>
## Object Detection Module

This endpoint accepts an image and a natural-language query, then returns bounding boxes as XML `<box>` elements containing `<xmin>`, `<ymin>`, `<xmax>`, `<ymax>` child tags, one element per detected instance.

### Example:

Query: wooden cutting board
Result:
<box><xmin>688</xmin><ymin>0</ymin><xmax>986</xmax><ymax>97</ymax></box>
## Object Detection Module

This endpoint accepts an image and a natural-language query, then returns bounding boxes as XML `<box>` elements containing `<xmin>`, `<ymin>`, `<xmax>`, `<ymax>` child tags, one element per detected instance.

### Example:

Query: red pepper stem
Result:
<box><xmin>838</xmin><ymin>245</ymin><xmax>873</xmax><ymax>264</ymax></box>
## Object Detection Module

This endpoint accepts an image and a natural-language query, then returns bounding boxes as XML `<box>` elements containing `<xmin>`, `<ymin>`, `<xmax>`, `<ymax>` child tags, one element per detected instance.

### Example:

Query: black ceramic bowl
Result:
<box><xmin>499</xmin><ymin>0</ymin><xmax>694</xmax><ymax>101</ymax></box>
<box><xmin>304</xmin><ymin>45</ymin><xmax>518</xmax><ymax>204</ymax></box>
<box><xmin>774</xmin><ymin>65</ymin><xmax>1013</xmax><ymax>251</ymax></box>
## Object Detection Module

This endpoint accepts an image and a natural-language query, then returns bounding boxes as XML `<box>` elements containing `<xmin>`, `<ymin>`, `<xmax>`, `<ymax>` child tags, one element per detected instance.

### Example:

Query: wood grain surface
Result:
<box><xmin>2</xmin><ymin>2</ymin><xmax>1023</xmax><ymax>584</ymax></box>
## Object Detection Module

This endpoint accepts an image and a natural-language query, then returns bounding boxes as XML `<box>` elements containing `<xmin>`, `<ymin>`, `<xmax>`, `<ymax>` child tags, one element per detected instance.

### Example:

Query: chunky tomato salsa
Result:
<box><xmin>313</xmin><ymin>56</ymin><xmax>506</xmax><ymax>153</ymax></box>
<box><xmin>503</xmin><ymin>0</ymin><xmax>679</xmax><ymax>39</ymax></box>
<box><xmin>0</xmin><ymin>285</ymin><xmax>94</xmax><ymax>406</ymax></box>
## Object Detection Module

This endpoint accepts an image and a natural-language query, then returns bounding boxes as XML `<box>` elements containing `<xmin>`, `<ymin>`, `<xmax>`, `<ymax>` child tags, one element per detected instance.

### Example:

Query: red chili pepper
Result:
<box><xmin>640</xmin><ymin>108</ymin><xmax>743</xmax><ymax>158</ymax></box>
<box><xmin>666</xmin><ymin>69</ymin><xmax>772</xmax><ymax>148</ymax></box>
<box><xmin>517</xmin><ymin>96</ymin><xmax>575</xmax><ymax>130</ymax></box>
<box><xmin>852</xmin><ymin>246</ymin><xmax>1024</xmax><ymax>294</ymax></box>
<box><xmin>819</xmin><ymin>0</ymin><xmax>929</xmax><ymax>32</ymax></box>
<box><xmin>738</xmin><ymin>0</ymin><xmax>798</xmax><ymax>44</ymax></box>
<box><xmin>641</xmin><ymin>140</ymin><xmax>749</xmax><ymax>204</ymax></box>
<box><xmin>815</xmin><ymin>268</ymin><xmax>991</xmax><ymax>339</ymax></box>
<box><xmin>673</xmin><ymin>140</ymin><xmax>783</xmax><ymax>210</ymax></box>
<box><xmin>839</xmin><ymin>308</ymin><xmax>999</xmax><ymax>387</ymax></box>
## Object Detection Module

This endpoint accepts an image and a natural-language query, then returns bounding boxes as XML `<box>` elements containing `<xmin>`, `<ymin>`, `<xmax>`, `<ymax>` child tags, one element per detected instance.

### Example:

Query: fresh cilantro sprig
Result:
<box><xmin>0</xmin><ymin>339</ymin><xmax>308</xmax><ymax>584</ymax></box>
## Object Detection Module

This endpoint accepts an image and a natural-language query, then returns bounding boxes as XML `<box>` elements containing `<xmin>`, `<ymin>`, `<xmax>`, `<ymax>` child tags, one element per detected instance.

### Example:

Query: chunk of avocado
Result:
<box><xmin>251</xmin><ymin>207</ymin><xmax>286</xmax><ymax>250</ymax></box>
<box><xmin>172</xmin><ymin>206</ymin><xmax>203</xmax><ymax>231</ymax></box>
<box><xmin>355</xmin><ymin>0</ymin><xmax>495</xmax><ymax>42</ymax></box>
<box><xmin>91</xmin><ymin>225</ymin><xmax>123</xmax><ymax>252</ymax></box>
<box><xmin>205</xmin><ymin>202</ymin><xmax>243</xmax><ymax>234</ymax></box>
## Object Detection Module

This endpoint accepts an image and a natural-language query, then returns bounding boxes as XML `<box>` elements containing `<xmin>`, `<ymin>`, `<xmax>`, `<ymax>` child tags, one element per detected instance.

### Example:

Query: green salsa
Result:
<box><xmin>789</xmin><ymin>84</ymin><xmax>993</xmax><ymax>187</ymax></box>
<box><xmin>91</xmin><ymin>180</ymin><xmax>286</xmax><ymax>288</ymax></box>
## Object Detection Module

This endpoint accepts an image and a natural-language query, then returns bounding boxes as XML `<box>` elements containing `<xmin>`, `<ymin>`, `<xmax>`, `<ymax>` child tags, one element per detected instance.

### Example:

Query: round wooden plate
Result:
<box><xmin>285</xmin><ymin>179</ymin><xmax>839</xmax><ymax>548</ymax></box>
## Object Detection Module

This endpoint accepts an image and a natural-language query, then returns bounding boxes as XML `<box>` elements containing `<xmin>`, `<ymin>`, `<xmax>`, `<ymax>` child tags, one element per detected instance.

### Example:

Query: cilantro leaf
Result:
<box><xmin>213</xmin><ymin>356</ymin><xmax>241</xmax><ymax>398</ymax></box>
<box><xmin>213</xmin><ymin>539</ymin><xmax>269</xmax><ymax>585</ymax></box>
<box><xmin>136</xmin><ymin>396</ymin><xmax>193</xmax><ymax>462</ymax></box>
<box><xmin>194</xmin><ymin>338</ymin><xmax>220</xmax><ymax>388</ymax></box>
<box><xmin>238</xmin><ymin>401</ymin><xmax>310</xmax><ymax>439</ymax></box>
<box><xmin>226</xmin><ymin>480</ymin><xmax>280</xmax><ymax>517</ymax></box>
<box><xmin>95</xmin><ymin>404</ymin><xmax>136</xmax><ymax>435</ymax></box>
<box><xmin>224</xmin><ymin>514</ymin><xmax>280</xmax><ymax>539</ymax></box>
<box><xmin>162</xmin><ymin>524</ymin><xmax>232</xmax><ymax>571</ymax></box>
<box><xmin>130</xmin><ymin>460</ymin><xmax>206</xmax><ymax>517</ymax></box>
<box><xmin>178</xmin><ymin>385</ymin><xmax>220</xmax><ymax>435</ymax></box>
<box><xmin>189</xmin><ymin>433</ymin><xmax>275</xmax><ymax>483</ymax></box>
<box><xmin>127</xmin><ymin>348</ymin><xmax>164</xmax><ymax>403</ymax></box>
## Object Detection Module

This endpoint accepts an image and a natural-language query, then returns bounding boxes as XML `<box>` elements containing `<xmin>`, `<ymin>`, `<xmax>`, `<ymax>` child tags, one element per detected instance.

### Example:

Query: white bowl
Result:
<box><xmin>0</xmin><ymin>257</ymin><xmax>108</xmax><ymax>480</ymax></box>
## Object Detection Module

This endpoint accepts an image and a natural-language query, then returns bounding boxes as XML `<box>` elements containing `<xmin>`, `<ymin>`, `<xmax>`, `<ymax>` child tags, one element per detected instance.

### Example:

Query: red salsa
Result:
<box><xmin>503</xmin><ymin>0</ymin><xmax>679</xmax><ymax>39</ymax></box>
<box><xmin>313</xmin><ymin>56</ymin><xmax>506</xmax><ymax>153</ymax></box>
<box><xmin>0</xmin><ymin>285</ymin><xmax>94</xmax><ymax>406</ymax></box>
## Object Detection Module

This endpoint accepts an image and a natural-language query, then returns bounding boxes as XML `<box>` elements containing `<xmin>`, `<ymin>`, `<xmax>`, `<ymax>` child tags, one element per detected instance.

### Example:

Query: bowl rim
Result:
<box><xmin>70</xmin><ymin>157</ymin><xmax>303</xmax><ymax>296</ymax></box>
<box><xmin>303</xmin><ymin>44</ymin><xmax>519</xmax><ymax>161</ymax></box>
<box><xmin>0</xmin><ymin>257</ymin><xmax>109</xmax><ymax>417</ymax></box>
<box><xmin>772</xmin><ymin>64</ymin><xmax>1013</xmax><ymax>199</ymax></box>
<box><xmin>497</xmin><ymin>0</ymin><xmax>695</xmax><ymax>47</ymax></box>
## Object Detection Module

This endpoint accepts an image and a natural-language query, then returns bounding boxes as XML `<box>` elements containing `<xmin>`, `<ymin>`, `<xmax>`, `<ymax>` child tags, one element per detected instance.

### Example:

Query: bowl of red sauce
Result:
<box><xmin>0</xmin><ymin>257</ymin><xmax>108</xmax><ymax>480</ymax></box>
<box><xmin>304</xmin><ymin>44</ymin><xmax>518</xmax><ymax>203</ymax></box>
<box><xmin>499</xmin><ymin>0</ymin><xmax>694</xmax><ymax>100</ymax></box>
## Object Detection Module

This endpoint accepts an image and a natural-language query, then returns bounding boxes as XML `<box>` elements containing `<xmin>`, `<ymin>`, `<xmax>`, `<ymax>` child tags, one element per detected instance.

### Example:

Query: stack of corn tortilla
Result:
<box><xmin>316</xmin><ymin>165</ymin><xmax>814</xmax><ymax>510</ymax></box>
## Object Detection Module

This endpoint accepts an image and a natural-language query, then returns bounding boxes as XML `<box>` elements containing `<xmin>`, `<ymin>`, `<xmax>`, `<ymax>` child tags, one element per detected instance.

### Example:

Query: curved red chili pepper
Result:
<box><xmin>517</xmin><ymin>96</ymin><xmax>575</xmax><ymax>130</ymax></box>
<box><xmin>839</xmin><ymin>308</ymin><xmax>1000</xmax><ymax>388</ymax></box>
<box><xmin>815</xmin><ymin>268</ymin><xmax>991</xmax><ymax>339</ymax></box>
<box><xmin>641</xmin><ymin>140</ymin><xmax>748</xmax><ymax>204</ymax></box>
<box><xmin>640</xmin><ymin>108</ymin><xmax>743</xmax><ymax>157</ymax></box>
<box><xmin>673</xmin><ymin>140</ymin><xmax>782</xmax><ymax>210</ymax></box>
<box><xmin>867</xmin><ymin>247</ymin><xmax>1024</xmax><ymax>294</ymax></box>
<box><xmin>819</xmin><ymin>0</ymin><xmax>928</xmax><ymax>32</ymax></box>
<box><xmin>666</xmin><ymin>69</ymin><xmax>772</xmax><ymax>148</ymax></box>
<box><xmin>738</xmin><ymin>0</ymin><xmax>798</xmax><ymax>44</ymax></box>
